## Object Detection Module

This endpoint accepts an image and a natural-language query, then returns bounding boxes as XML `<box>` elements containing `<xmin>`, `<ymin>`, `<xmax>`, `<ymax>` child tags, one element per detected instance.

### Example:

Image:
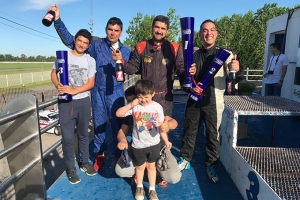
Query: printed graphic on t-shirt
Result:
<box><xmin>68</xmin><ymin>64</ymin><xmax>88</xmax><ymax>88</ymax></box>
<box><xmin>133</xmin><ymin>111</ymin><xmax>158</xmax><ymax>135</ymax></box>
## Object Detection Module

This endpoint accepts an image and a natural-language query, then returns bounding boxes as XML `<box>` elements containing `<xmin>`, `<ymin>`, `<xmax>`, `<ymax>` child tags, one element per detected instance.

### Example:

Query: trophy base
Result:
<box><xmin>58</xmin><ymin>94</ymin><xmax>72</xmax><ymax>101</ymax></box>
<box><xmin>183</xmin><ymin>78</ymin><xmax>196</xmax><ymax>89</ymax></box>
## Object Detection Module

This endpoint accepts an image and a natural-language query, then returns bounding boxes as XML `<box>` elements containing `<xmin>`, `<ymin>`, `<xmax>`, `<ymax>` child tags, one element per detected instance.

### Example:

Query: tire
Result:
<box><xmin>54</xmin><ymin>126</ymin><xmax>61</xmax><ymax>136</ymax></box>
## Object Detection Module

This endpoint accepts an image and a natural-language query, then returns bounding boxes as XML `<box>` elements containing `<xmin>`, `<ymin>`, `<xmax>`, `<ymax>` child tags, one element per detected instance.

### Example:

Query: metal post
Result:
<box><xmin>246</xmin><ymin>67</ymin><xmax>249</xmax><ymax>80</ymax></box>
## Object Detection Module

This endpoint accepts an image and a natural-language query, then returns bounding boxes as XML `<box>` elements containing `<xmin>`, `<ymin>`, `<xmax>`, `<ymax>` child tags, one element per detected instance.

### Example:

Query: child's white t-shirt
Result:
<box><xmin>125</xmin><ymin>101</ymin><xmax>164</xmax><ymax>149</ymax></box>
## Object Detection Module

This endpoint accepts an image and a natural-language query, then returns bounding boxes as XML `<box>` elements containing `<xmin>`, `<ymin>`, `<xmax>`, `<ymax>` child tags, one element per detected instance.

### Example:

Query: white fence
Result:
<box><xmin>0</xmin><ymin>71</ymin><xmax>51</xmax><ymax>88</ymax></box>
<box><xmin>0</xmin><ymin>67</ymin><xmax>261</xmax><ymax>88</ymax></box>
<box><xmin>0</xmin><ymin>71</ymin><xmax>137</xmax><ymax>88</ymax></box>
<box><xmin>244</xmin><ymin>67</ymin><xmax>263</xmax><ymax>81</ymax></box>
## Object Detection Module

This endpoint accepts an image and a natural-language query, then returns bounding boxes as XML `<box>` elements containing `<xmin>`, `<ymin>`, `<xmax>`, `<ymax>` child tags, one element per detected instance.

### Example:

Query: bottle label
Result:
<box><xmin>44</xmin><ymin>13</ymin><xmax>54</xmax><ymax>21</ymax></box>
<box><xmin>227</xmin><ymin>82</ymin><xmax>232</xmax><ymax>93</ymax></box>
<box><xmin>116</xmin><ymin>71</ymin><xmax>124</xmax><ymax>81</ymax></box>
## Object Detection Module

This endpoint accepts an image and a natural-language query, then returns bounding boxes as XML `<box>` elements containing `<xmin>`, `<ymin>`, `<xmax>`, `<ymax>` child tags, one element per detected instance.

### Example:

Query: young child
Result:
<box><xmin>116</xmin><ymin>79</ymin><xmax>171</xmax><ymax>200</ymax></box>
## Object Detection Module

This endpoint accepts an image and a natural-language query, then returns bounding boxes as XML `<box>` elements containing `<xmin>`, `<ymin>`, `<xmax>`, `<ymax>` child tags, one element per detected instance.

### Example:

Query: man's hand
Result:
<box><xmin>117</xmin><ymin>139</ymin><xmax>128</xmax><ymax>150</ymax></box>
<box><xmin>263</xmin><ymin>73</ymin><xmax>268</xmax><ymax>78</ymax></box>
<box><xmin>189</xmin><ymin>63</ymin><xmax>197</xmax><ymax>76</ymax></box>
<box><xmin>190</xmin><ymin>82</ymin><xmax>203</xmax><ymax>94</ymax></box>
<box><xmin>111</xmin><ymin>47</ymin><xmax>123</xmax><ymax>62</ymax></box>
<box><xmin>48</xmin><ymin>4</ymin><xmax>60</xmax><ymax>21</ymax></box>
<box><xmin>278</xmin><ymin>81</ymin><xmax>283</xmax><ymax>87</ymax></box>
<box><xmin>160</xmin><ymin>118</ymin><xmax>170</xmax><ymax>133</ymax></box>
<box><xmin>230</xmin><ymin>54</ymin><xmax>240</xmax><ymax>71</ymax></box>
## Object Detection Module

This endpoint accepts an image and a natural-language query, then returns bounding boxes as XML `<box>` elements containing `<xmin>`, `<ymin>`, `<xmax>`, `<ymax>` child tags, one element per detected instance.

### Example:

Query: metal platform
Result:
<box><xmin>224</xmin><ymin>96</ymin><xmax>300</xmax><ymax>116</ymax></box>
<box><xmin>236</xmin><ymin>147</ymin><xmax>300</xmax><ymax>200</ymax></box>
<box><xmin>46</xmin><ymin>97</ymin><xmax>243</xmax><ymax>200</ymax></box>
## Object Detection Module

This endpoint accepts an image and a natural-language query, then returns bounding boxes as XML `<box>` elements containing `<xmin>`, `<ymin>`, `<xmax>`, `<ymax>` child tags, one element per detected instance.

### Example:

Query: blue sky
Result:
<box><xmin>0</xmin><ymin>0</ymin><xmax>298</xmax><ymax>57</ymax></box>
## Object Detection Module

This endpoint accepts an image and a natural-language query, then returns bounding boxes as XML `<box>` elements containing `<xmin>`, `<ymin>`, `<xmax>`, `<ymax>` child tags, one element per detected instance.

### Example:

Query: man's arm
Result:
<box><xmin>278</xmin><ymin>65</ymin><xmax>288</xmax><ymax>87</ymax></box>
<box><xmin>175</xmin><ymin>46</ymin><xmax>186</xmax><ymax>86</ymax></box>
<box><xmin>117</xmin><ymin>124</ymin><xmax>129</xmax><ymax>150</ymax></box>
<box><xmin>281</xmin><ymin>65</ymin><xmax>288</xmax><ymax>81</ymax></box>
<box><xmin>49</xmin><ymin>4</ymin><xmax>75</xmax><ymax>50</ymax></box>
<box><xmin>111</xmin><ymin>46</ymin><xmax>141</xmax><ymax>75</ymax></box>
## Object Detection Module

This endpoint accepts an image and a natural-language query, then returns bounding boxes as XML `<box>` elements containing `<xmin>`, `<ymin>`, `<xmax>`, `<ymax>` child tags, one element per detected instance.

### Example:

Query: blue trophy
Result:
<box><xmin>56</xmin><ymin>50</ymin><xmax>72</xmax><ymax>101</ymax></box>
<box><xmin>180</xmin><ymin>17</ymin><xmax>196</xmax><ymax>89</ymax></box>
<box><xmin>189</xmin><ymin>48</ymin><xmax>231</xmax><ymax>102</ymax></box>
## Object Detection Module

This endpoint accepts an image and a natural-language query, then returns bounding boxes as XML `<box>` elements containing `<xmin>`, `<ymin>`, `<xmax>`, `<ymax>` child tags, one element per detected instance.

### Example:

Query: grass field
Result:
<box><xmin>0</xmin><ymin>63</ymin><xmax>53</xmax><ymax>75</ymax></box>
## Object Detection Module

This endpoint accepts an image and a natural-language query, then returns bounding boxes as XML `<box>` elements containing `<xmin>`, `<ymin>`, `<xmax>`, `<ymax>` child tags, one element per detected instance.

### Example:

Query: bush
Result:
<box><xmin>238</xmin><ymin>82</ymin><xmax>256</xmax><ymax>95</ymax></box>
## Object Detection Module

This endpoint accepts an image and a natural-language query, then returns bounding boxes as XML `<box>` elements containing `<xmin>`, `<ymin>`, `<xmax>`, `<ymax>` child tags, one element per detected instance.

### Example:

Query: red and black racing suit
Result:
<box><xmin>122</xmin><ymin>39</ymin><xmax>186</xmax><ymax>116</ymax></box>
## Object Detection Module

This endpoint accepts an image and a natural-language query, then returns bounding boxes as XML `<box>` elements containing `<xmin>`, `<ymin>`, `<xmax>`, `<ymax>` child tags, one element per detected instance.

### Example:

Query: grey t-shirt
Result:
<box><xmin>53</xmin><ymin>51</ymin><xmax>96</xmax><ymax>99</ymax></box>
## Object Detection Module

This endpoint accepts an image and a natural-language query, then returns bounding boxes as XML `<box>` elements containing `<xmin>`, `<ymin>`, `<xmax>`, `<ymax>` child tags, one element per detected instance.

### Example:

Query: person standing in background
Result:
<box><xmin>264</xmin><ymin>42</ymin><xmax>289</xmax><ymax>96</ymax></box>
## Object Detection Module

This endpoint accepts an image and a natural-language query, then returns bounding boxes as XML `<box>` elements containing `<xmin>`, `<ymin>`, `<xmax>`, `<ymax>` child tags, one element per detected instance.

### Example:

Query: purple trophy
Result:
<box><xmin>189</xmin><ymin>48</ymin><xmax>231</xmax><ymax>102</ymax></box>
<box><xmin>56</xmin><ymin>50</ymin><xmax>72</xmax><ymax>101</ymax></box>
<box><xmin>180</xmin><ymin>17</ymin><xmax>196</xmax><ymax>89</ymax></box>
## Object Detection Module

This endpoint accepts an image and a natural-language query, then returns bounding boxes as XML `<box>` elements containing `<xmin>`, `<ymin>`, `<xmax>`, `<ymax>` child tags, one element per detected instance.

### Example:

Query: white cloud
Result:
<box><xmin>23</xmin><ymin>0</ymin><xmax>81</xmax><ymax>10</ymax></box>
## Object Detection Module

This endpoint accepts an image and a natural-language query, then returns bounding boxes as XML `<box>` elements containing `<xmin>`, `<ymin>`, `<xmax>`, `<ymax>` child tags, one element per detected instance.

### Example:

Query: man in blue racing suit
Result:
<box><xmin>50</xmin><ymin>4</ymin><xmax>131</xmax><ymax>171</ymax></box>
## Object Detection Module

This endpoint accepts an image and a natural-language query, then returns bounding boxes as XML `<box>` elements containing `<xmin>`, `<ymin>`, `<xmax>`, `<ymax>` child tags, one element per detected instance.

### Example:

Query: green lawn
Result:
<box><xmin>0</xmin><ymin>63</ymin><xmax>53</xmax><ymax>75</ymax></box>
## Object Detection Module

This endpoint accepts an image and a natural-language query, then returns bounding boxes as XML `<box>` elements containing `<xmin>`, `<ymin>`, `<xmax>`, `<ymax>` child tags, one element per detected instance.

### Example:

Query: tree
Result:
<box><xmin>0</xmin><ymin>54</ymin><xmax>4</xmax><ymax>61</ymax></box>
<box><xmin>21</xmin><ymin>54</ymin><xmax>26</xmax><ymax>62</ymax></box>
<box><xmin>196</xmin><ymin>3</ymin><xmax>290</xmax><ymax>75</ymax></box>
<box><xmin>4</xmin><ymin>54</ymin><xmax>13</xmax><ymax>61</ymax></box>
<box><xmin>124</xmin><ymin>8</ymin><xmax>181</xmax><ymax>50</ymax></box>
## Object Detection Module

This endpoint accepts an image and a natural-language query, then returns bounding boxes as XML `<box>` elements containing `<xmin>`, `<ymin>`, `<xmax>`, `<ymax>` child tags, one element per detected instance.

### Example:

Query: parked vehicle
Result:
<box><xmin>39</xmin><ymin>109</ymin><xmax>61</xmax><ymax>136</ymax></box>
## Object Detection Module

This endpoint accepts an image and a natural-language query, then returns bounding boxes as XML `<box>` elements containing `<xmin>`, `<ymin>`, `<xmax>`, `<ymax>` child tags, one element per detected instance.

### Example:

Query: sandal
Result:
<box><xmin>157</xmin><ymin>179</ymin><xmax>168</xmax><ymax>188</ymax></box>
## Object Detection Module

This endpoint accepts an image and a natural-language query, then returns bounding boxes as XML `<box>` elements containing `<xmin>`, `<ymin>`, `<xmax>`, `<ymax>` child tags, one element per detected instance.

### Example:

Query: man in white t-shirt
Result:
<box><xmin>51</xmin><ymin>29</ymin><xmax>97</xmax><ymax>184</ymax></box>
<box><xmin>264</xmin><ymin>42</ymin><xmax>289</xmax><ymax>96</ymax></box>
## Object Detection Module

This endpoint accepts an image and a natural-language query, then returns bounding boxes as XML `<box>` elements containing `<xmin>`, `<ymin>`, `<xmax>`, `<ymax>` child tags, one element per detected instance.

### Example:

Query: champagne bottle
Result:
<box><xmin>115</xmin><ymin>50</ymin><xmax>125</xmax><ymax>82</ymax></box>
<box><xmin>42</xmin><ymin>10</ymin><xmax>55</xmax><ymax>27</ymax></box>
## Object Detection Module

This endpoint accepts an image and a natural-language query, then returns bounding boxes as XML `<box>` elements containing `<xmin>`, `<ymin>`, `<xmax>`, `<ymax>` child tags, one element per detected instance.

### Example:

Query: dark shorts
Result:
<box><xmin>129</xmin><ymin>142</ymin><xmax>161</xmax><ymax>166</ymax></box>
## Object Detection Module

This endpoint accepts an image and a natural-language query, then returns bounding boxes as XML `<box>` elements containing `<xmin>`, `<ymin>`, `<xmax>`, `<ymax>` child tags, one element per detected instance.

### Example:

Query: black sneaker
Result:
<box><xmin>80</xmin><ymin>162</ymin><xmax>97</xmax><ymax>176</ymax></box>
<box><xmin>207</xmin><ymin>165</ymin><xmax>219</xmax><ymax>183</ymax></box>
<box><xmin>67</xmin><ymin>168</ymin><xmax>81</xmax><ymax>184</ymax></box>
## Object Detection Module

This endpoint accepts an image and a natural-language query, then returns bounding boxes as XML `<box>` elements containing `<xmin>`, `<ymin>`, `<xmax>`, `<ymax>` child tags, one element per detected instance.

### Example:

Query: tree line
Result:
<box><xmin>124</xmin><ymin>3</ymin><xmax>296</xmax><ymax>71</ymax></box>
<box><xmin>0</xmin><ymin>54</ymin><xmax>56</xmax><ymax>62</ymax></box>
<box><xmin>1</xmin><ymin>3</ymin><xmax>297</xmax><ymax>70</ymax></box>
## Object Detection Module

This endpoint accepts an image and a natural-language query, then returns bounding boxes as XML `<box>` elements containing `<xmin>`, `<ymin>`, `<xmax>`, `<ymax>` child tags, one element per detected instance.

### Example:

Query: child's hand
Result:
<box><xmin>131</xmin><ymin>98</ymin><xmax>139</xmax><ymax>107</ymax></box>
<box><xmin>117</xmin><ymin>140</ymin><xmax>128</xmax><ymax>150</ymax></box>
<box><xmin>164</xmin><ymin>141</ymin><xmax>172</xmax><ymax>150</ymax></box>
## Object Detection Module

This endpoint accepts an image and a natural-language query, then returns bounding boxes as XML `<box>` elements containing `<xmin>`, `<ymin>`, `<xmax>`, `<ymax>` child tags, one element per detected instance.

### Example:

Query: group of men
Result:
<box><xmin>49</xmin><ymin>3</ymin><xmax>242</xmax><ymax>198</ymax></box>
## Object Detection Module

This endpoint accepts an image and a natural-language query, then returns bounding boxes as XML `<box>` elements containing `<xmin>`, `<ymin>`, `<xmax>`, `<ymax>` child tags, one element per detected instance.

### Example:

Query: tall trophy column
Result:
<box><xmin>180</xmin><ymin>17</ymin><xmax>196</xmax><ymax>89</ymax></box>
<box><xmin>56</xmin><ymin>50</ymin><xmax>72</xmax><ymax>101</ymax></box>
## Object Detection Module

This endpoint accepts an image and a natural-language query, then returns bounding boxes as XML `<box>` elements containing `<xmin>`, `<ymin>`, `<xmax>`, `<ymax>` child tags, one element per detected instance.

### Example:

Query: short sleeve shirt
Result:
<box><xmin>125</xmin><ymin>101</ymin><xmax>164</xmax><ymax>149</ymax></box>
<box><xmin>53</xmin><ymin>51</ymin><xmax>96</xmax><ymax>99</ymax></box>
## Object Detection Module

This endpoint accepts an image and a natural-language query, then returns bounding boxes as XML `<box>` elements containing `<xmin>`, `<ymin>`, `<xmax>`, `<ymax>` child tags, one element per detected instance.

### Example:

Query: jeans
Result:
<box><xmin>59</xmin><ymin>97</ymin><xmax>91</xmax><ymax>170</ymax></box>
<box><xmin>265</xmin><ymin>83</ymin><xmax>281</xmax><ymax>96</ymax></box>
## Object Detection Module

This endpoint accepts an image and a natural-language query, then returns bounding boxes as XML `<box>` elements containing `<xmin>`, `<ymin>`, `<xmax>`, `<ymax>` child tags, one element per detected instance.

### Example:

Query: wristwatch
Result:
<box><xmin>280</xmin><ymin>79</ymin><xmax>284</xmax><ymax>82</ymax></box>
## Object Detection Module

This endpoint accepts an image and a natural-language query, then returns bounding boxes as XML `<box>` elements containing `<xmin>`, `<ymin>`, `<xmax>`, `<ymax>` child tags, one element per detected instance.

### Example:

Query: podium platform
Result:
<box><xmin>220</xmin><ymin>96</ymin><xmax>300</xmax><ymax>200</ymax></box>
